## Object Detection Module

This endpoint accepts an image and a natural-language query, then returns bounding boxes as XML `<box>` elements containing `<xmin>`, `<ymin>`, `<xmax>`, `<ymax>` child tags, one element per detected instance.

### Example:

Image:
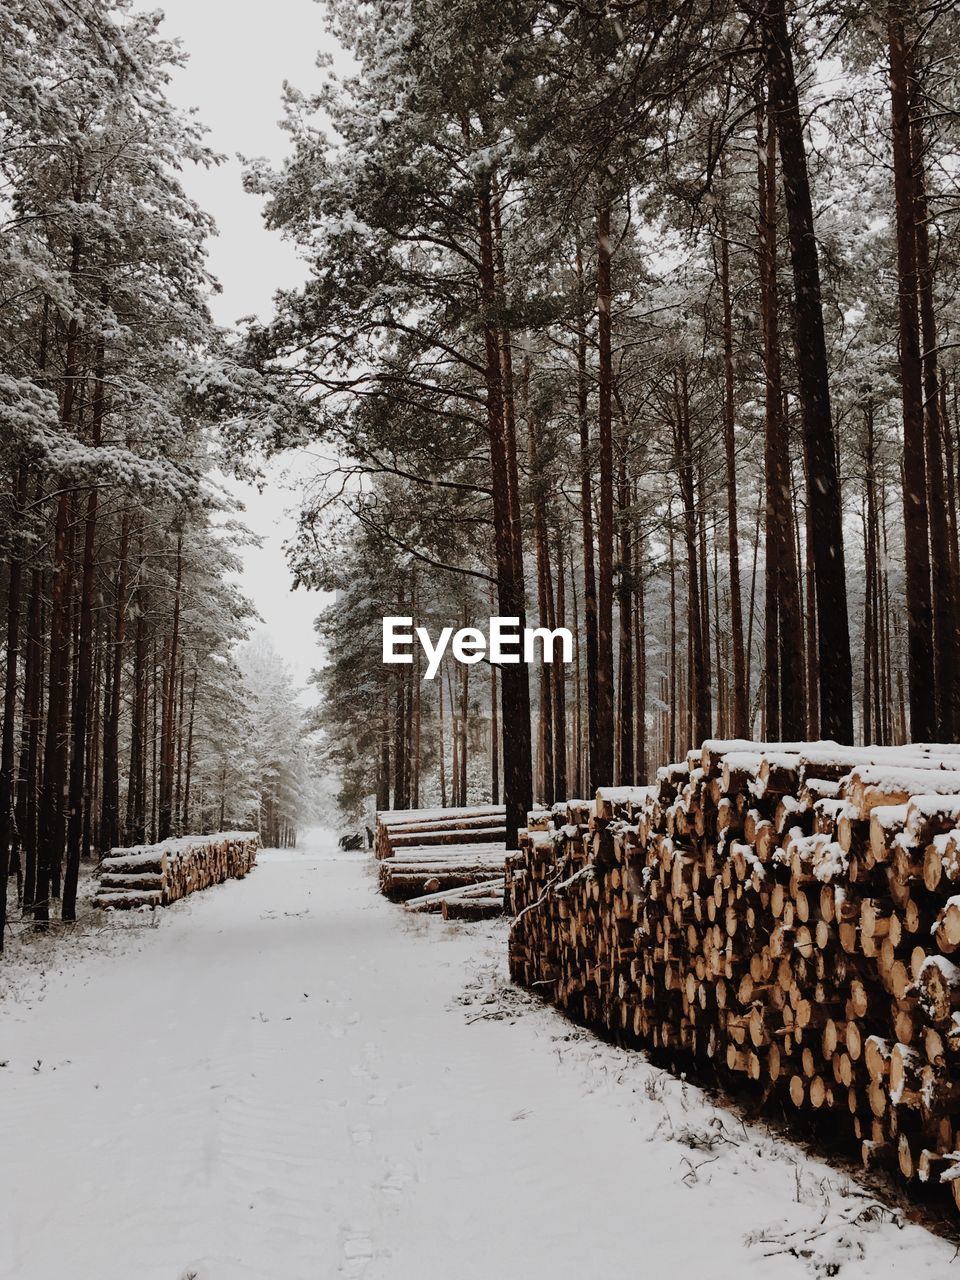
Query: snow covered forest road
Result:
<box><xmin>1</xmin><ymin>831</ymin><xmax>957</xmax><ymax>1280</ymax></box>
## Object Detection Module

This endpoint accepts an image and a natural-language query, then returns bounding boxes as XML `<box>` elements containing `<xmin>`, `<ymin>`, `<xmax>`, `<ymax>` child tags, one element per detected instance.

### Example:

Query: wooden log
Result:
<box><xmin>441</xmin><ymin>896</ymin><xmax>504</xmax><ymax>921</ymax></box>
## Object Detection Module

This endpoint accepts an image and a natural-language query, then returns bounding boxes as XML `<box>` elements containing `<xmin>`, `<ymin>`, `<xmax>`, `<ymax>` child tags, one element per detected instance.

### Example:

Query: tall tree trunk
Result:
<box><xmin>458</xmin><ymin>657</ymin><xmax>468</xmax><ymax>805</ymax></box>
<box><xmin>100</xmin><ymin>510</ymin><xmax>129</xmax><ymax>853</ymax></box>
<box><xmin>18</xmin><ymin>559</ymin><xmax>44</xmax><ymax>912</ymax></box>
<box><xmin>478</xmin><ymin>175</ymin><xmax>531</xmax><ymax>843</ymax></box>
<box><xmin>575</xmin><ymin>243</ymin><xmax>600</xmax><ymax>799</ymax></box>
<box><xmin>594</xmin><ymin>199</ymin><xmax>616</xmax><ymax>786</ymax></box>
<box><xmin>761</xmin><ymin>0</ymin><xmax>853</xmax><ymax>741</ymax></box>
<box><xmin>552</xmin><ymin>531</ymin><xmax>567</xmax><ymax>800</ymax></box>
<box><xmin>125</xmin><ymin>558</ymin><xmax>148</xmax><ymax>845</ymax></box>
<box><xmin>887</xmin><ymin>0</ymin><xmax>934</xmax><ymax>740</ymax></box>
<box><xmin>36</xmin><ymin>490</ymin><xmax>73</xmax><ymax>921</ymax></box>
<box><xmin>64</xmin><ymin>330</ymin><xmax>107</xmax><ymax>917</ymax></box>
<box><xmin>668</xmin><ymin>502</ymin><xmax>678</xmax><ymax>761</ymax></box>
<box><xmin>489</xmin><ymin>660</ymin><xmax>499</xmax><ymax>805</ymax></box>
<box><xmin>448</xmin><ymin>666</ymin><xmax>459</xmax><ymax>807</ymax></box>
<box><xmin>757</xmin><ymin>92</ymin><xmax>783</xmax><ymax>742</ymax></box>
<box><xmin>393</xmin><ymin>666</ymin><xmax>407</xmax><ymax>810</ymax></box>
<box><xmin>183</xmin><ymin>668</ymin><xmax>198</xmax><ymax>831</ymax></box>
<box><xmin>674</xmin><ymin>366</ymin><xmax>711</xmax><ymax>742</ymax></box>
<box><xmin>411</xmin><ymin>641</ymin><xmax>421</xmax><ymax>810</ymax></box>
<box><xmin>570</xmin><ymin>550</ymin><xmax>583</xmax><ymax>797</ymax></box>
<box><xmin>911</xmin><ymin>109</ymin><xmax>956</xmax><ymax>736</ymax></box>
<box><xmin>62</xmin><ymin>481</ymin><xmax>98</xmax><ymax>918</ymax></box>
<box><xmin>528</xmin><ymin>407</ymin><xmax>554</xmax><ymax>803</ymax></box>
<box><xmin>0</xmin><ymin>469</ymin><xmax>28</xmax><ymax>948</ymax></box>
<box><xmin>618</xmin><ymin>437</ymin><xmax>634</xmax><ymax>782</ymax></box>
<box><xmin>633</xmin><ymin>518</ymin><xmax>647</xmax><ymax>782</ymax></box>
<box><xmin>697</xmin><ymin>456</ymin><xmax>712</xmax><ymax>729</ymax></box>
<box><xmin>157</xmin><ymin>535</ymin><xmax>183</xmax><ymax>840</ymax></box>
<box><xmin>717</xmin><ymin>184</ymin><xmax>748</xmax><ymax>737</ymax></box>
<box><xmin>758</xmin><ymin>99</ymin><xmax>804</xmax><ymax>739</ymax></box>
<box><xmin>174</xmin><ymin>659</ymin><xmax>186</xmax><ymax>833</ymax></box>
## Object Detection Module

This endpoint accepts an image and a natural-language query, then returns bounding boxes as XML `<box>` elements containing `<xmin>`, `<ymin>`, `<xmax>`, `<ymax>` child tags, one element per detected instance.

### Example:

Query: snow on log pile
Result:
<box><xmin>374</xmin><ymin>805</ymin><xmax>508</xmax><ymax>915</ymax></box>
<box><xmin>375</xmin><ymin>805</ymin><xmax>506</xmax><ymax>860</ymax></box>
<box><xmin>508</xmin><ymin>740</ymin><xmax>960</xmax><ymax>1214</ymax></box>
<box><xmin>95</xmin><ymin>832</ymin><xmax>259</xmax><ymax>909</ymax></box>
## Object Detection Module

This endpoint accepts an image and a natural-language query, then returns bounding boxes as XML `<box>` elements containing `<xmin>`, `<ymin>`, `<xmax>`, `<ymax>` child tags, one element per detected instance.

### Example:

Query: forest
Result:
<box><xmin>3</xmin><ymin>0</ymin><xmax>960</xmax><ymax>922</ymax></box>
<box><xmin>0</xmin><ymin>1</ymin><xmax>314</xmax><ymax>947</ymax></box>
<box><xmin>227</xmin><ymin>0</ymin><xmax>960</xmax><ymax>844</ymax></box>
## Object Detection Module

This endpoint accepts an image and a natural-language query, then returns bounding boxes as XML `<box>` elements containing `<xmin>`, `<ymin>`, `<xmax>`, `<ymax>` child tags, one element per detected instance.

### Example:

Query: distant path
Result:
<box><xmin>0</xmin><ymin>830</ymin><xmax>953</xmax><ymax>1280</ymax></box>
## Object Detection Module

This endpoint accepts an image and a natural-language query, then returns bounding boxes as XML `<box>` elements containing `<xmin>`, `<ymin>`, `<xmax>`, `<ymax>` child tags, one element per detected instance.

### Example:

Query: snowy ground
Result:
<box><xmin>1</xmin><ymin>829</ymin><xmax>957</xmax><ymax>1280</ymax></box>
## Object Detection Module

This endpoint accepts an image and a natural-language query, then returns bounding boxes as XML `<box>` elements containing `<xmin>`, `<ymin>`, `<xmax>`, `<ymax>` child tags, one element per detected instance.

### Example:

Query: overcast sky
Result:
<box><xmin>147</xmin><ymin>0</ymin><xmax>341</xmax><ymax>700</ymax></box>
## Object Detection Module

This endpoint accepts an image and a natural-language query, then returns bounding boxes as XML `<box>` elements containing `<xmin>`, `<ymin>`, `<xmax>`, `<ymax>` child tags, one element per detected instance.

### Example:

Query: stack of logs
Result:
<box><xmin>508</xmin><ymin>742</ymin><xmax>960</xmax><ymax>1212</ymax></box>
<box><xmin>95</xmin><ymin>832</ymin><xmax>259</xmax><ymax>909</ymax></box>
<box><xmin>374</xmin><ymin>805</ymin><xmax>506</xmax><ymax>918</ymax></box>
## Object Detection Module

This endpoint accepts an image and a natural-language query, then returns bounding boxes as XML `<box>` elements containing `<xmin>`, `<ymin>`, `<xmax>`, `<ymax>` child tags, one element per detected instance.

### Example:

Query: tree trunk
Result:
<box><xmin>125</xmin><ymin>554</ymin><xmax>148</xmax><ymax>845</ymax></box>
<box><xmin>668</xmin><ymin>502</ymin><xmax>678</xmax><ymax>761</ymax></box>
<box><xmin>594</xmin><ymin>199</ymin><xmax>616</xmax><ymax>787</ymax></box>
<box><xmin>458</xmin><ymin>656</ymin><xmax>469</xmax><ymax>805</ymax></box>
<box><xmin>634</xmin><ymin>518</ymin><xmax>647</xmax><ymax>782</ymax></box>
<box><xmin>157</xmin><ymin>535</ymin><xmax>183</xmax><ymax>841</ymax></box>
<box><xmin>717</xmin><ymin>185</ymin><xmax>748</xmax><ymax>738</ymax></box>
<box><xmin>64</xmin><ymin>332</ymin><xmax>107</xmax><ymax>917</ymax></box>
<box><xmin>393</xmin><ymin>665</ymin><xmax>407</xmax><ymax>810</ymax></box>
<box><xmin>761</xmin><ymin>0</ymin><xmax>853</xmax><ymax>741</ymax></box>
<box><xmin>61</xmin><ymin>480</ymin><xmax>98</xmax><ymax>918</ymax></box>
<box><xmin>575</xmin><ymin>241</ymin><xmax>599</xmax><ymax>794</ymax></box>
<box><xmin>887</xmin><ymin>0</ymin><xmax>934</xmax><ymax>740</ymax></box>
<box><xmin>674</xmin><ymin>365</ymin><xmax>711</xmax><ymax>743</ymax></box>
<box><xmin>617</xmin><ymin>435</ymin><xmax>634</xmax><ymax>782</ymax></box>
<box><xmin>436</xmin><ymin>678</ymin><xmax>447</xmax><ymax>808</ymax></box>
<box><xmin>35</xmin><ymin>490</ymin><xmax>73</xmax><ymax>921</ymax></box>
<box><xmin>489</xmin><ymin>660</ymin><xmax>498</xmax><ymax>805</ymax></box>
<box><xmin>528</xmin><ymin>406</ymin><xmax>555</xmax><ymax>804</ymax></box>
<box><xmin>552</xmin><ymin>531</ymin><xmax>567</xmax><ymax>800</ymax></box>
<box><xmin>183</xmin><ymin>668</ymin><xmax>199</xmax><ymax>830</ymax></box>
<box><xmin>100</xmin><ymin>511</ymin><xmax>129</xmax><ymax>853</ymax></box>
<box><xmin>478</xmin><ymin>175</ymin><xmax>531</xmax><ymax>843</ymax></box>
<box><xmin>0</xmin><ymin>469</ymin><xmax>28</xmax><ymax>948</ymax></box>
<box><xmin>911</xmin><ymin>107</ymin><xmax>956</xmax><ymax>737</ymax></box>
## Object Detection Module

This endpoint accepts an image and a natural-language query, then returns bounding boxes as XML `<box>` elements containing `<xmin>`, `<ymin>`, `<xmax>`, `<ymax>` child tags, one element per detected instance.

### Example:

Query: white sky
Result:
<box><xmin>148</xmin><ymin>0</ymin><xmax>341</xmax><ymax>701</ymax></box>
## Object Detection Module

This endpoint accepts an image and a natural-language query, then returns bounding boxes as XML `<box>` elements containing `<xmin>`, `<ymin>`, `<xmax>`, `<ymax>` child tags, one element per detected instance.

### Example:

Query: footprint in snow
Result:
<box><xmin>380</xmin><ymin>1162</ymin><xmax>414</xmax><ymax>1197</ymax></box>
<box><xmin>350</xmin><ymin>1124</ymin><xmax>372</xmax><ymax>1145</ymax></box>
<box><xmin>340</xmin><ymin>1234</ymin><xmax>374</xmax><ymax>1276</ymax></box>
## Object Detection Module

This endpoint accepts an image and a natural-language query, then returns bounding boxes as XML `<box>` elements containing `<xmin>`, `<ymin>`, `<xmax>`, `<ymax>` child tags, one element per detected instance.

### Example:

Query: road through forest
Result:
<box><xmin>0</xmin><ymin>831</ymin><xmax>955</xmax><ymax>1280</ymax></box>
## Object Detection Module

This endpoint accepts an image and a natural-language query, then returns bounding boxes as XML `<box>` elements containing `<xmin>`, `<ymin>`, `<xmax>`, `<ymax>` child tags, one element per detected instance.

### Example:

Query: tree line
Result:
<box><xmin>0</xmin><ymin>1</ymin><xmax>314</xmax><ymax>948</ymax></box>
<box><xmin>234</xmin><ymin>0</ymin><xmax>960</xmax><ymax>844</ymax></box>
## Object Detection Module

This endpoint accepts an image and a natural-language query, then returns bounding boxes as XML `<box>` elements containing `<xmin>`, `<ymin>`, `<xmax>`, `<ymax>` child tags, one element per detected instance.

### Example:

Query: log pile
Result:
<box><xmin>508</xmin><ymin>741</ymin><xmax>960</xmax><ymax>1214</ymax></box>
<box><xmin>374</xmin><ymin>804</ymin><xmax>508</xmax><ymax>912</ymax></box>
<box><xmin>95</xmin><ymin>831</ymin><xmax>259</xmax><ymax>909</ymax></box>
<box><xmin>404</xmin><ymin>878</ymin><xmax>506</xmax><ymax>921</ymax></box>
<box><xmin>377</xmin><ymin>843</ymin><xmax>505</xmax><ymax>903</ymax></box>
<box><xmin>375</xmin><ymin>805</ymin><xmax>506</xmax><ymax>860</ymax></box>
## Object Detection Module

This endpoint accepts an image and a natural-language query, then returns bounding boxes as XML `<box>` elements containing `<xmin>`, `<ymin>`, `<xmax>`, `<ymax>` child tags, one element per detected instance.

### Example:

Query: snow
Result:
<box><xmin>907</xmin><ymin>795</ymin><xmax>960</xmax><ymax>821</ymax></box>
<box><xmin>595</xmin><ymin>784</ymin><xmax>653</xmax><ymax>805</ymax></box>
<box><xmin>0</xmin><ymin>828</ymin><xmax>956</xmax><ymax>1279</ymax></box>
<box><xmin>376</xmin><ymin>805</ymin><xmax>504</xmax><ymax>827</ymax></box>
<box><xmin>918</xmin><ymin>953</ymin><xmax>960</xmax><ymax>986</ymax></box>
<box><xmin>871</xmin><ymin>803</ymin><xmax>909</xmax><ymax>830</ymax></box>
<box><xmin>813</xmin><ymin>841</ymin><xmax>849</xmax><ymax>883</ymax></box>
<box><xmin>722</xmin><ymin>751</ymin><xmax>764</xmax><ymax>772</ymax></box>
<box><xmin>850</xmin><ymin>765</ymin><xmax>960</xmax><ymax>795</ymax></box>
<box><xmin>763</xmin><ymin>752</ymin><xmax>802</xmax><ymax>770</ymax></box>
<box><xmin>805</xmin><ymin>778</ymin><xmax>841</xmax><ymax>798</ymax></box>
